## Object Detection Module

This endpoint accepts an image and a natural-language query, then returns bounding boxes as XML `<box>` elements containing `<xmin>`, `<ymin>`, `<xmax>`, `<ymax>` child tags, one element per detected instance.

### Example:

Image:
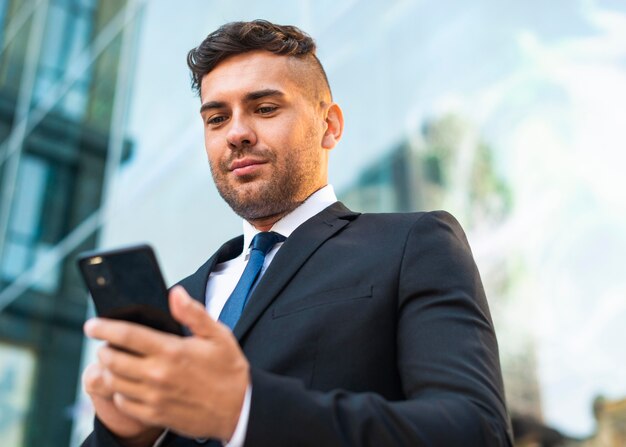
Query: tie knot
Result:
<box><xmin>250</xmin><ymin>231</ymin><xmax>285</xmax><ymax>255</ymax></box>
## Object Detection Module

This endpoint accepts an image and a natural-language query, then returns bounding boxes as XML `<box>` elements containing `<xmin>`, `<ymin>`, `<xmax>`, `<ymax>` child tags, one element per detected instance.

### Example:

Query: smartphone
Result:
<box><xmin>77</xmin><ymin>244</ymin><xmax>184</xmax><ymax>336</ymax></box>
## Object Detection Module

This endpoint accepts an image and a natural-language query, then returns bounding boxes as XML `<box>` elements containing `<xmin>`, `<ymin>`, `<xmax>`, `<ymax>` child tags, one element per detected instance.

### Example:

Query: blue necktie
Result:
<box><xmin>218</xmin><ymin>231</ymin><xmax>285</xmax><ymax>330</ymax></box>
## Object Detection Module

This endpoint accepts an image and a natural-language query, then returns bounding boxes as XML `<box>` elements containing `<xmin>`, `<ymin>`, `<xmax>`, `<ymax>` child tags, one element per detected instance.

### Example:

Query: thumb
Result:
<box><xmin>169</xmin><ymin>285</ymin><xmax>221</xmax><ymax>338</ymax></box>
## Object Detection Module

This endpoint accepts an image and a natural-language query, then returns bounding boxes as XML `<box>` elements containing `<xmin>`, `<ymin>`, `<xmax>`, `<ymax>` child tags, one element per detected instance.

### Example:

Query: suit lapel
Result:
<box><xmin>233</xmin><ymin>202</ymin><xmax>359</xmax><ymax>341</ymax></box>
<box><xmin>175</xmin><ymin>236</ymin><xmax>242</xmax><ymax>337</ymax></box>
<box><xmin>177</xmin><ymin>235</ymin><xmax>244</xmax><ymax>305</ymax></box>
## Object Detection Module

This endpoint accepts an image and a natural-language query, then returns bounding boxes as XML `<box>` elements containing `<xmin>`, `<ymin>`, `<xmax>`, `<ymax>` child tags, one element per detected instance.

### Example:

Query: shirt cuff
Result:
<box><xmin>224</xmin><ymin>384</ymin><xmax>252</xmax><ymax>447</ymax></box>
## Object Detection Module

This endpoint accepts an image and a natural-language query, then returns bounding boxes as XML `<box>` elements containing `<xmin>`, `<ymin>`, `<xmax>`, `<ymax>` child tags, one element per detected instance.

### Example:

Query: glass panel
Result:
<box><xmin>0</xmin><ymin>342</ymin><xmax>36</xmax><ymax>447</ymax></box>
<box><xmin>61</xmin><ymin>81</ymin><xmax>88</xmax><ymax>118</ymax></box>
<box><xmin>31</xmin><ymin>242</ymin><xmax>61</xmax><ymax>292</ymax></box>
<box><xmin>67</xmin><ymin>15</ymin><xmax>91</xmax><ymax>67</ymax></box>
<box><xmin>76</xmin><ymin>0</ymin><xmax>96</xmax><ymax>9</ymax></box>
<box><xmin>34</xmin><ymin>0</ymin><xmax>94</xmax><ymax>120</ymax></box>
<box><xmin>0</xmin><ymin>240</ymin><xmax>30</xmax><ymax>279</ymax></box>
<box><xmin>0</xmin><ymin>154</ymin><xmax>65</xmax><ymax>294</ymax></box>
<box><xmin>39</xmin><ymin>4</ymin><xmax>67</xmax><ymax>73</ymax></box>
<box><xmin>31</xmin><ymin>71</ymin><xmax>54</xmax><ymax>108</ymax></box>
<box><xmin>0</xmin><ymin>155</ymin><xmax>48</xmax><ymax>281</ymax></box>
<box><xmin>8</xmin><ymin>156</ymin><xmax>48</xmax><ymax>237</ymax></box>
<box><xmin>52</xmin><ymin>0</ymin><xmax>70</xmax><ymax>9</ymax></box>
<box><xmin>0</xmin><ymin>0</ymin><xmax>8</xmax><ymax>48</ymax></box>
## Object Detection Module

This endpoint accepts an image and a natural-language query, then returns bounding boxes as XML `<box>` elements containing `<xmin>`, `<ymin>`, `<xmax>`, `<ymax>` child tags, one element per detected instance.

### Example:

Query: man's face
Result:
<box><xmin>200</xmin><ymin>51</ymin><xmax>331</xmax><ymax>222</ymax></box>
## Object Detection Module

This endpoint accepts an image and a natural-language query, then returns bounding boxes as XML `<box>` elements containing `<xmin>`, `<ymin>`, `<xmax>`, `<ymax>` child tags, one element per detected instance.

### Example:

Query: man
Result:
<box><xmin>82</xmin><ymin>20</ymin><xmax>513</xmax><ymax>446</ymax></box>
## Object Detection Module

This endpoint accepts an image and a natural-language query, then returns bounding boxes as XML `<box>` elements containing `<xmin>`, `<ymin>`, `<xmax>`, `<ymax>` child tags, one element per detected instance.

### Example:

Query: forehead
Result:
<box><xmin>200</xmin><ymin>51</ymin><xmax>302</xmax><ymax>102</ymax></box>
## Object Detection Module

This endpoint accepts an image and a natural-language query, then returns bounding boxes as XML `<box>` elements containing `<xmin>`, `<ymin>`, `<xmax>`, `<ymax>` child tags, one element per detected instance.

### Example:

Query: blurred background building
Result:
<box><xmin>0</xmin><ymin>0</ymin><xmax>139</xmax><ymax>445</ymax></box>
<box><xmin>0</xmin><ymin>0</ymin><xmax>625</xmax><ymax>446</ymax></box>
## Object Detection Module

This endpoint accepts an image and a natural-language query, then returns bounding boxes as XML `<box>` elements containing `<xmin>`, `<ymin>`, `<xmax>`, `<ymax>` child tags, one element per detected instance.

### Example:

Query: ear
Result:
<box><xmin>321</xmin><ymin>103</ymin><xmax>344</xmax><ymax>150</ymax></box>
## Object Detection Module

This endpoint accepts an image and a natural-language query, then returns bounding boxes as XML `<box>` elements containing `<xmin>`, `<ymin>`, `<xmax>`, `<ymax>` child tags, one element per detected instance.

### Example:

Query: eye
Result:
<box><xmin>257</xmin><ymin>105</ymin><xmax>277</xmax><ymax>115</ymax></box>
<box><xmin>206</xmin><ymin>115</ymin><xmax>228</xmax><ymax>126</ymax></box>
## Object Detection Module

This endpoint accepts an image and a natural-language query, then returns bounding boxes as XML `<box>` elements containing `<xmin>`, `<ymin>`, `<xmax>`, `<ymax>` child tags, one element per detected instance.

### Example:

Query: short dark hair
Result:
<box><xmin>187</xmin><ymin>20</ymin><xmax>331</xmax><ymax>98</ymax></box>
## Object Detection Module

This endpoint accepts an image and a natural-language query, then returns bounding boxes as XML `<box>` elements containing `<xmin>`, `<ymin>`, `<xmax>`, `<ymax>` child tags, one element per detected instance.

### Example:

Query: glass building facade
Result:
<box><xmin>0</xmin><ymin>0</ymin><xmax>138</xmax><ymax>445</ymax></box>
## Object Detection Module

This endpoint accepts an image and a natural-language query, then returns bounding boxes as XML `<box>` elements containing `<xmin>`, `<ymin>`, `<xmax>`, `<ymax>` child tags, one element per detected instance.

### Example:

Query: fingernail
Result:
<box><xmin>174</xmin><ymin>286</ymin><xmax>190</xmax><ymax>304</ymax></box>
<box><xmin>84</xmin><ymin>318</ymin><xmax>98</xmax><ymax>334</ymax></box>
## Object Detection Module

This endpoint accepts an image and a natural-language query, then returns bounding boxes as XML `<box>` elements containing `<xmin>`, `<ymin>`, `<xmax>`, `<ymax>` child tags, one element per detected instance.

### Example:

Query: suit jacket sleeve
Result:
<box><xmin>81</xmin><ymin>417</ymin><xmax>136</xmax><ymax>447</ymax></box>
<box><xmin>244</xmin><ymin>211</ymin><xmax>513</xmax><ymax>446</ymax></box>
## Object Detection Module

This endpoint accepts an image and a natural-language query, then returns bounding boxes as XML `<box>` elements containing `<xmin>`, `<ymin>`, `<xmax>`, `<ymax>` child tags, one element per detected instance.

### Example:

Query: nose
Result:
<box><xmin>226</xmin><ymin>114</ymin><xmax>257</xmax><ymax>150</ymax></box>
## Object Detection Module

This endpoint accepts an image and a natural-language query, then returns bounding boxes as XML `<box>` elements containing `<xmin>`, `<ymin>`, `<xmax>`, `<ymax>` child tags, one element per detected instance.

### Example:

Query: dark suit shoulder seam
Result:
<box><xmin>395</xmin><ymin>212</ymin><xmax>432</xmax><ymax>297</ymax></box>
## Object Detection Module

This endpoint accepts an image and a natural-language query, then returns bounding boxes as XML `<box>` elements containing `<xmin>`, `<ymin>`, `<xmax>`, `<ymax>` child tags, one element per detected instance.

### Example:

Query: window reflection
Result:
<box><xmin>0</xmin><ymin>154</ymin><xmax>73</xmax><ymax>292</ymax></box>
<box><xmin>33</xmin><ymin>0</ymin><xmax>95</xmax><ymax>120</ymax></box>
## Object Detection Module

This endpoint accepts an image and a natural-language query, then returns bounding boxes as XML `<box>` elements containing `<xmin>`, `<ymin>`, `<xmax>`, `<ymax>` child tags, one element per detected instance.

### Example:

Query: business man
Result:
<box><xmin>82</xmin><ymin>20</ymin><xmax>513</xmax><ymax>446</ymax></box>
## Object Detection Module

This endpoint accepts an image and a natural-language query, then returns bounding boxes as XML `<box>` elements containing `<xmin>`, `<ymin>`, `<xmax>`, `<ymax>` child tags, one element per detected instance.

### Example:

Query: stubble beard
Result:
<box><xmin>210</xmin><ymin>145</ymin><xmax>321</xmax><ymax>222</ymax></box>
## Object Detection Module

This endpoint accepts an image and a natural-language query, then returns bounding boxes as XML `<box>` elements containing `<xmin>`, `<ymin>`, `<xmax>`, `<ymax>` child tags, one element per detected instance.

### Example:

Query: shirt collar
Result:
<box><xmin>242</xmin><ymin>184</ymin><xmax>338</xmax><ymax>250</ymax></box>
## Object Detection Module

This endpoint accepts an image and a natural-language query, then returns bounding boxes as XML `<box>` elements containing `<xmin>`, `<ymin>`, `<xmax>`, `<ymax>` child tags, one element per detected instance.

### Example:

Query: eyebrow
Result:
<box><xmin>199</xmin><ymin>89</ymin><xmax>284</xmax><ymax>114</ymax></box>
<box><xmin>245</xmin><ymin>89</ymin><xmax>284</xmax><ymax>102</ymax></box>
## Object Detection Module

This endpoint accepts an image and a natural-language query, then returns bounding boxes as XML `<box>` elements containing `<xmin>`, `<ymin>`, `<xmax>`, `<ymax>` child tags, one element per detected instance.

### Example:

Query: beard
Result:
<box><xmin>209</xmin><ymin>144</ymin><xmax>322</xmax><ymax>222</ymax></box>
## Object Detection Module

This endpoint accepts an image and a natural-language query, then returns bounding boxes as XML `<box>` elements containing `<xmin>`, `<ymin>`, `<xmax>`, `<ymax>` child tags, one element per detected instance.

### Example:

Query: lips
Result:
<box><xmin>229</xmin><ymin>158</ymin><xmax>267</xmax><ymax>176</ymax></box>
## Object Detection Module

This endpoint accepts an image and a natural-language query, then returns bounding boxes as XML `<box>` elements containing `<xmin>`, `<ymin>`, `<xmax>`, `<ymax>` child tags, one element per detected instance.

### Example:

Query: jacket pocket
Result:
<box><xmin>272</xmin><ymin>284</ymin><xmax>373</xmax><ymax>318</ymax></box>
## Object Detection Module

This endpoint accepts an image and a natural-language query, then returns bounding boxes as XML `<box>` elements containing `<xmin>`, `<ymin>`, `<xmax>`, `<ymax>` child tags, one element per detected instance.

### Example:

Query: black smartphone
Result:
<box><xmin>77</xmin><ymin>244</ymin><xmax>184</xmax><ymax>336</ymax></box>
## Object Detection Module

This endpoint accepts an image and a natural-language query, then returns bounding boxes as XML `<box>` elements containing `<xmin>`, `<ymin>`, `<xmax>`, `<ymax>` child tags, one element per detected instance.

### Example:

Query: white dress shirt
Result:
<box><xmin>154</xmin><ymin>185</ymin><xmax>337</xmax><ymax>447</ymax></box>
<box><xmin>208</xmin><ymin>185</ymin><xmax>337</xmax><ymax>446</ymax></box>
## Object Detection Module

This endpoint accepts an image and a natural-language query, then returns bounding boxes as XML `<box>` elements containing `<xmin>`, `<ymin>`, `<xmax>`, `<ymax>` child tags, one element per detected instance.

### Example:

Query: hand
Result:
<box><xmin>82</xmin><ymin>362</ymin><xmax>164</xmax><ymax>446</ymax></box>
<box><xmin>83</xmin><ymin>286</ymin><xmax>250</xmax><ymax>442</ymax></box>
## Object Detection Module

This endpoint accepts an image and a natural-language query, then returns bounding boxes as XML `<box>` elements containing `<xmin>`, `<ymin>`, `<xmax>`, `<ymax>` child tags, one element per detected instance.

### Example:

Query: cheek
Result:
<box><xmin>263</xmin><ymin>113</ymin><xmax>303</xmax><ymax>144</ymax></box>
<box><xmin>204</xmin><ymin>137</ymin><xmax>222</xmax><ymax>164</ymax></box>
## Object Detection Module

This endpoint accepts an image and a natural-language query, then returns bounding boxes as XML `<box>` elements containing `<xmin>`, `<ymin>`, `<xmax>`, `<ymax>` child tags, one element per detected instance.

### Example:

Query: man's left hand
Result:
<box><xmin>84</xmin><ymin>285</ymin><xmax>249</xmax><ymax>442</ymax></box>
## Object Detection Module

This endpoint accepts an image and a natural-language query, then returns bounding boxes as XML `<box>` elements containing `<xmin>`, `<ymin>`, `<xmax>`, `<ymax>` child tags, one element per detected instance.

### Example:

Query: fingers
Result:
<box><xmin>103</xmin><ymin>370</ymin><xmax>155</xmax><ymax>403</ymax></box>
<box><xmin>112</xmin><ymin>393</ymin><xmax>163</xmax><ymax>427</ymax></box>
<box><xmin>83</xmin><ymin>362</ymin><xmax>113</xmax><ymax>399</ymax></box>
<box><xmin>84</xmin><ymin>318</ymin><xmax>177</xmax><ymax>355</ymax></box>
<box><xmin>83</xmin><ymin>360</ymin><xmax>169</xmax><ymax>434</ymax></box>
<box><xmin>169</xmin><ymin>286</ymin><xmax>225</xmax><ymax>338</ymax></box>
<box><xmin>98</xmin><ymin>345</ymin><xmax>146</xmax><ymax>382</ymax></box>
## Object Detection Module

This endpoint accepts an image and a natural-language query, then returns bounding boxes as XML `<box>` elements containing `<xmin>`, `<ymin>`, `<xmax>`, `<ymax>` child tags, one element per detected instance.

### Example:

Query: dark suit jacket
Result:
<box><xmin>84</xmin><ymin>203</ymin><xmax>513</xmax><ymax>446</ymax></box>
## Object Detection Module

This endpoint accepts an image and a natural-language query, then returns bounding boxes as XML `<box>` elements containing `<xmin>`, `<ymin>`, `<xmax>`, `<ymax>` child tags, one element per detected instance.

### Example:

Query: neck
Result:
<box><xmin>246</xmin><ymin>212</ymin><xmax>289</xmax><ymax>232</ymax></box>
<box><xmin>245</xmin><ymin>184</ymin><xmax>328</xmax><ymax>232</ymax></box>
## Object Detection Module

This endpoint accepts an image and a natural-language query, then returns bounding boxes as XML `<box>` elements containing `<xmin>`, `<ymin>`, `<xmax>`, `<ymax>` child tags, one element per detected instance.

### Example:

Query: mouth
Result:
<box><xmin>229</xmin><ymin>158</ymin><xmax>268</xmax><ymax>177</ymax></box>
